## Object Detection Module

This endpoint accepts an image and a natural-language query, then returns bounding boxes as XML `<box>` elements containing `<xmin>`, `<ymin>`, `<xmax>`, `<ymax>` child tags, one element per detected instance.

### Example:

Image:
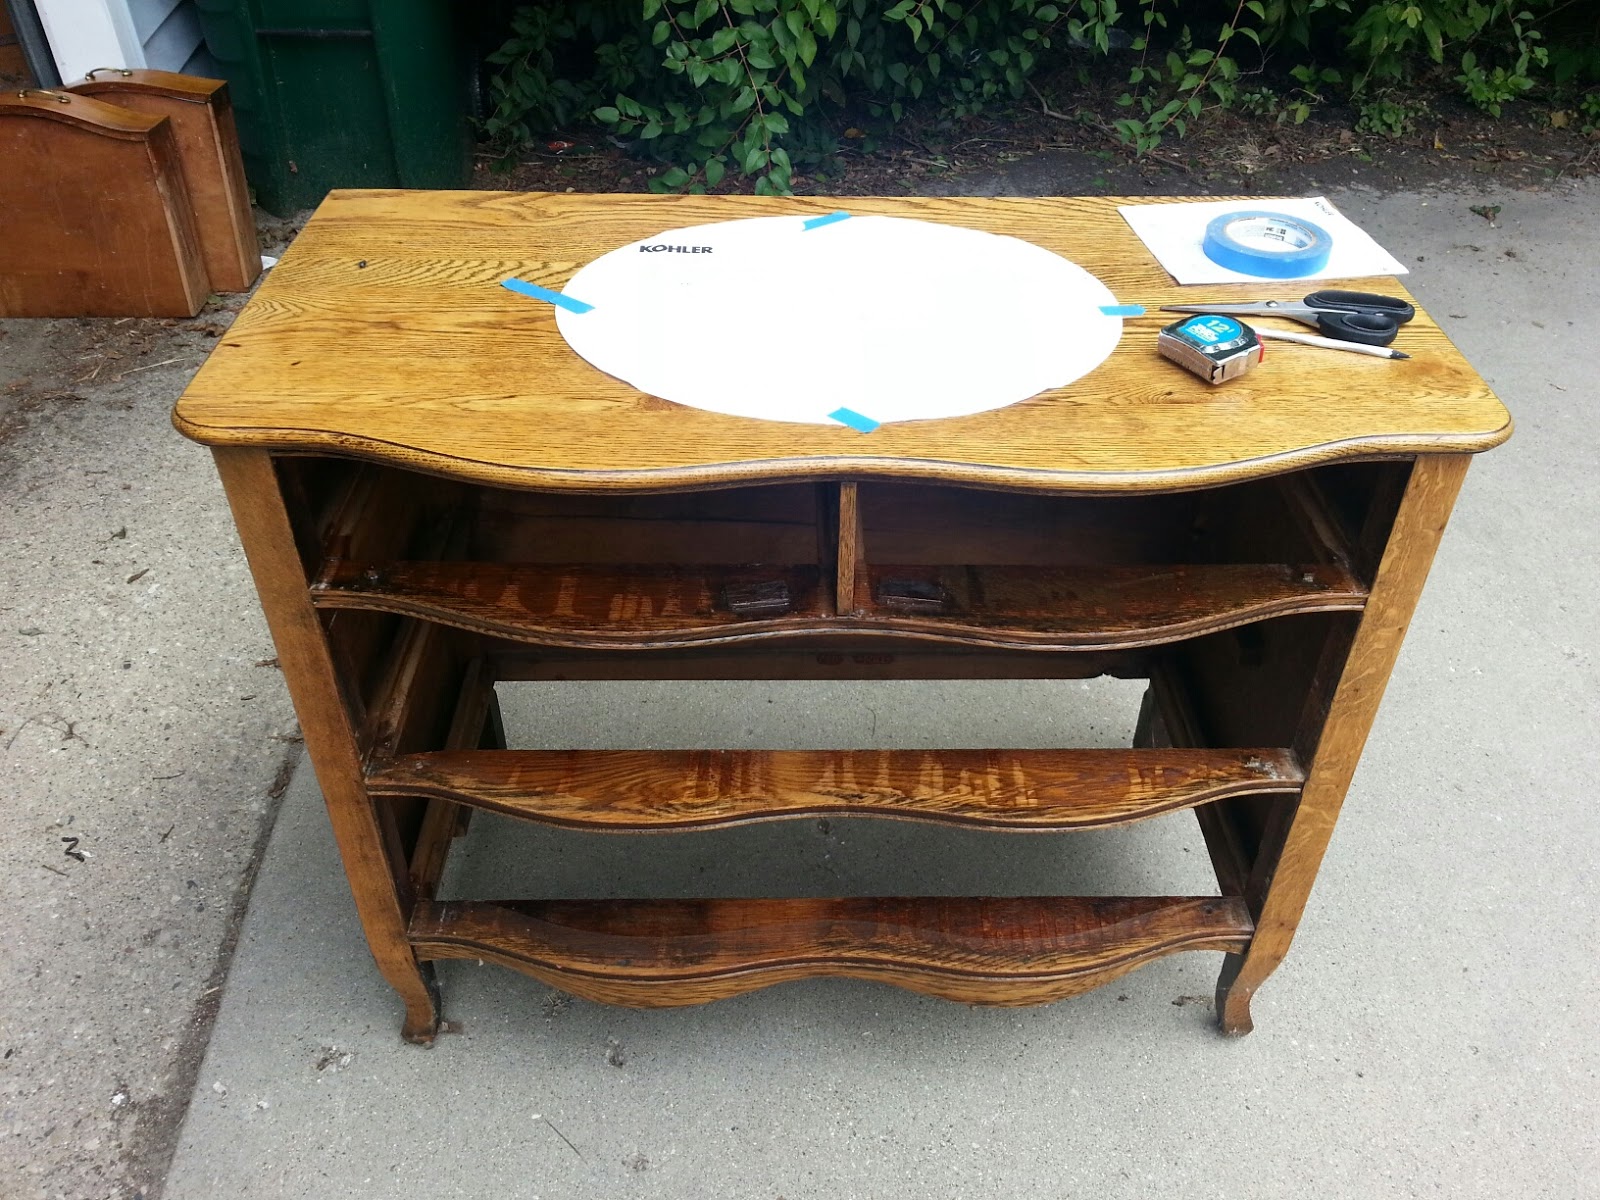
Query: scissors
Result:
<box><xmin>1159</xmin><ymin>290</ymin><xmax>1415</xmax><ymax>347</ymax></box>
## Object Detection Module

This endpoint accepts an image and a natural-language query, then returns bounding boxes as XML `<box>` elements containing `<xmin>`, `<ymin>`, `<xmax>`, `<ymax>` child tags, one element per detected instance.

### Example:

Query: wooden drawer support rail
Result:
<box><xmin>361</xmin><ymin>620</ymin><xmax>443</xmax><ymax>760</ymax></box>
<box><xmin>408</xmin><ymin>895</ymin><xmax>1255</xmax><ymax>1008</ymax></box>
<box><xmin>1275</xmin><ymin>473</ymin><xmax>1358</xmax><ymax>574</ymax></box>
<box><xmin>370</xmin><ymin>746</ymin><xmax>1303</xmax><ymax>833</ymax></box>
<box><xmin>1147</xmin><ymin>661</ymin><xmax>1256</xmax><ymax>901</ymax></box>
<box><xmin>403</xmin><ymin>657</ymin><xmax>500</xmax><ymax>899</ymax></box>
<box><xmin>311</xmin><ymin>464</ymin><xmax>466</xmax><ymax>588</ymax></box>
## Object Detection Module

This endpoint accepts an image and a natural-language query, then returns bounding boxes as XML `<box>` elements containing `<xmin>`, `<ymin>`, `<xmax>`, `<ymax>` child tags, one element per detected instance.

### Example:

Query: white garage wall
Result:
<box><xmin>36</xmin><ymin>0</ymin><xmax>213</xmax><ymax>83</ymax></box>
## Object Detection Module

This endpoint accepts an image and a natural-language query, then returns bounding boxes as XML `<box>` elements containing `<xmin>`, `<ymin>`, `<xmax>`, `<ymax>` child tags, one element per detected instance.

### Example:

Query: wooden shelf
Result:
<box><xmin>368</xmin><ymin>746</ymin><xmax>1304</xmax><ymax>832</ymax></box>
<box><xmin>309</xmin><ymin>557</ymin><xmax>1362</xmax><ymax>653</ymax></box>
<box><xmin>301</xmin><ymin>469</ymin><xmax>1372</xmax><ymax>655</ymax></box>
<box><xmin>850</xmin><ymin>562</ymin><xmax>1365</xmax><ymax>650</ymax></box>
<box><xmin>311</xmin><ymin>561</ymin><xmax>827</xmax><ymax>648</ymax></box>
<box><xmin>408</xmin><ymin>895</ymin><xmax>1254</xmax><ymax>1007</ymax></box>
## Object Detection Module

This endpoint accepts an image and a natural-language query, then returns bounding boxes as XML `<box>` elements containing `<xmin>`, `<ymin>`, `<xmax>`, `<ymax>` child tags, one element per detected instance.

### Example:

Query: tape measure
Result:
<box><xmin>1202</xmin><ymin>211</ymin><xmax>1332</xmax><ymax>278</ymax></box>
<box><xmin>1158</xmin><ymin>314</ymin><xmax>1263</xmax><ymax>384</ymax></box>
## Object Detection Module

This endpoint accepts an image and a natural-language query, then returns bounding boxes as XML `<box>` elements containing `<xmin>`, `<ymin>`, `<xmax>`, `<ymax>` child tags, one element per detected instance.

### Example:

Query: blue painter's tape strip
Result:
<box><xmin>1100</xmin><ymin>304</ymin><xmax>1145</xmax><ymax>316</ymax></box>
<box><xmin>501</xmin><ymin>277</ymin><xmax>593</xmax><ymax>314</ymax></box>
<box><xmin>803</xmin><ymin>211</ymin><xmax>851</xmax><ymax>231</ymax></box>
<box><xmin>828</xmin><ymin>407</ymin><xmax>879</xmax><ymax>433</ymax></box>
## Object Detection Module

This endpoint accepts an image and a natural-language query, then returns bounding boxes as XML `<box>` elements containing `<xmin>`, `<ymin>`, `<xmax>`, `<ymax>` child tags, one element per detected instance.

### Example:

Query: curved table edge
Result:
<box><xmin>172</xmin><ymin>409</ymin><xmax>1514</xmax><ymax>494</ymax></box>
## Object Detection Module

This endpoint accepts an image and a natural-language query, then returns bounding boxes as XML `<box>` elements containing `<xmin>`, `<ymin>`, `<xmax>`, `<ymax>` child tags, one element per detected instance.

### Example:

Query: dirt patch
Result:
<box><xmin>0</xmin><ymin>209</ymin><xmax>305</xmax><ymax>454</ymax></box>
<box><xmin>476</xmin><ymin>69</ymin><xmax>1597</xmax><ymax>200</ymax></box>
<box><xmin>0</xmin><ymin>297</ymin><xmax>245</xmax><ymax>453</ymax></box>
<box><xmin>313</xmin><ymin>1045</ymin><xmax>356</xmax><ymax>1073</ymax></box>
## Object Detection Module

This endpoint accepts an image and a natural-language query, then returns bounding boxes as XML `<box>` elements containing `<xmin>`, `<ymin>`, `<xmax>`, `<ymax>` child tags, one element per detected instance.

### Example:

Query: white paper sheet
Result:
<box><xmin>1117</xmin><ymin>196</ymin><xmax>1408</xmax><ymax>286</ymax></box>
<box><xmin>553</xmin><ymin>215</ymin><xmax>1127</xmax><ymax>426</ymax></box>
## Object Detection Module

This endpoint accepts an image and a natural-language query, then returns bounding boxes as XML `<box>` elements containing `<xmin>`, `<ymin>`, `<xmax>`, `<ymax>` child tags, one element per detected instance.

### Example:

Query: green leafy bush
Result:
<box><xmin>482</xmin><ymin>3</ymin><xmax>636</xmax><ymax>149</ymax></box>
<box><xmin>599</xmin><ymin>0</ymin><xmax>1071</xmax><ymax>193</ymax></box>
<box><xmin>482</xmin><ymin>0</ymin><xmax>1590</xmax><ymax>191</ymax></box>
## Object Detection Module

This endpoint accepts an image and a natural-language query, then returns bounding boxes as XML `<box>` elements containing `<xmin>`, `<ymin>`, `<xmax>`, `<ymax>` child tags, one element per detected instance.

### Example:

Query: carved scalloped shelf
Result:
<box><xmin>310</xmin><ymin>559</ymin><xmax>1364</xmax><ymax>652</ymax></box>
<box><xmin>409</xmin><ymin>895</ymin><xmax>1255</xmax><ymax>1007</ymax></box>
<box><xmin>370</xmin><ymin>746</ymin><xmax>1303</xmax><ymax>833</ymax></box>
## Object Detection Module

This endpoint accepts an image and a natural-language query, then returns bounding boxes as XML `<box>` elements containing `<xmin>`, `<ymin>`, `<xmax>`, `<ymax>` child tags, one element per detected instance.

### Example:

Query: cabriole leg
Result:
<box><xmin>1210</xmin><ymin>456</ymin><xmax>1470</xmax><ymax>1035</ymax></box>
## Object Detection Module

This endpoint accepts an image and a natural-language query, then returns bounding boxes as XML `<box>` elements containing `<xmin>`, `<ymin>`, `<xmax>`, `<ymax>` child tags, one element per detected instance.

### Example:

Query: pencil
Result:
<box><xmin>1256</xmin><ymin>328</ymin><xmax>1410</xmax><ymax>359</ymax></box>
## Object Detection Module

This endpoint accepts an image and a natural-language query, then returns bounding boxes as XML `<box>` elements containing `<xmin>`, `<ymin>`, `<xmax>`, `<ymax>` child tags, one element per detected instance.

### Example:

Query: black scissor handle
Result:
<box><xmin>1305</xmin><ymin>289</ymin><xmax>1415</xmax><ymax>322</ymax></box>
<box><xmin>1314</xmin><ymin>309</ymin><xmax>1400</xmax><ymax>346</ymax></box>
<box><xmin>1304</xmin><ymin>289</ymin><xmax>1415</xmax><ymax>346</ymax></box>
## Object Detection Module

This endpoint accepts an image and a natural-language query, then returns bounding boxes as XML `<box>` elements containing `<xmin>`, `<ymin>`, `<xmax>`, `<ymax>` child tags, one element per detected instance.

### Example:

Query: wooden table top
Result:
<box><xmin>172</xmin><ymin>190</ymin><xmax>1511</xmax><ymax>493</ymax></box>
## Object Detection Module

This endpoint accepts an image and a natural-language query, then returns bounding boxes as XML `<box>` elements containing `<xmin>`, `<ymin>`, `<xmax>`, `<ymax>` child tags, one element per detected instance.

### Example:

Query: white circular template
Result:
<box><xmin>554</xmin><ymin>214</ymin><xmax>1124</xmax><ymax>426</ymax></box>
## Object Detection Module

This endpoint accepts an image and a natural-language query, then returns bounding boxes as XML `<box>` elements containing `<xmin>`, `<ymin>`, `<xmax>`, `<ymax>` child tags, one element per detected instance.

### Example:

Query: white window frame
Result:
<box><xmin>33</xmin><ymin>0</ymin><xmax>151</xmax><ymax>82</ymax></box>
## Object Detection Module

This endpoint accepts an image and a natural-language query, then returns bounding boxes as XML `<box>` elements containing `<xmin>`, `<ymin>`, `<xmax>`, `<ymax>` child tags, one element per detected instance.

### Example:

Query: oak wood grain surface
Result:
<box><xmin>852</xmin><ymin>561</ymin><xmax>1366</xmax><ymax>648</ymax></box>
<box><xmin>368</xmin><ymin>746</ymin><xmax>1303</xmax><ymax>832</ymax></box>
<box><xmin>172</xmin><ymin>191</ymin><xmax>1510</xmax><ymax>491</ymax></box>
<box><xmin>408</xmin><ymin>895</ymin><xmax>1254</xmax><ymax>1007</ymax></box>
<box><xmin>308</xmin><ymin>556</ymin><xmax>1364</xmax><ymax>651</ymax></box>
<box><xmin>312</xmin><ymin>561</ymin><xmax>826</xmax><ymax>646</ymax></box>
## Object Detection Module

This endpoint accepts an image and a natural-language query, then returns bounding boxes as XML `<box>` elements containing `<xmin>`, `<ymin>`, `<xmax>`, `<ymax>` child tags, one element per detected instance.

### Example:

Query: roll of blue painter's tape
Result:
<box><xmin>1202</xmin><ymin>210</ymin><xmax>1333</xmax><ymax>278</ymax></box>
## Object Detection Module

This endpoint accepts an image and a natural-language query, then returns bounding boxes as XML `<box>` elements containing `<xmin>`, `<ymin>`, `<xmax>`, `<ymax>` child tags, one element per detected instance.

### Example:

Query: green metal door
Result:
<box><xmin>196</xmin><ymin>0</ymin><xmax>470</xmax><ymax>214</ymax></box>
